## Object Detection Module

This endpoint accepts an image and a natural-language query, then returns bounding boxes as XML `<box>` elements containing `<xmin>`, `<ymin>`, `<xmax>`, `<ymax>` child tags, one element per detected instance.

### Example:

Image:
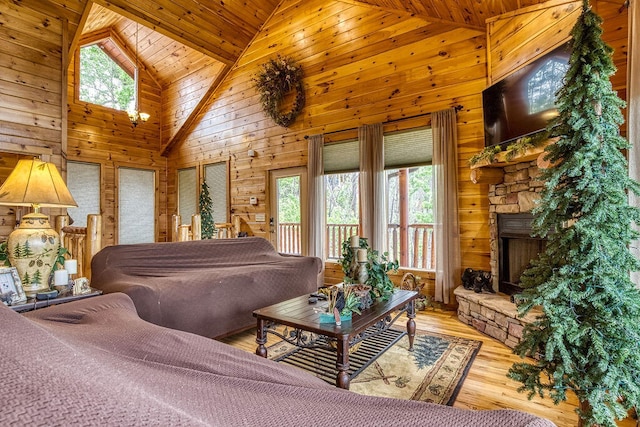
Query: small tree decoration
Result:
<box><xmin>253</xmin><ymin>55</ymin><xmax>305</xmax><ymax>127</ymax></box>
<box><xmin>508</xmin><ymin>2</ymin><xmax>640</xmax><ymax>426</ymax></box>
<box><xmin>198</xmin><ymin>182</ymin><xmax>216</xmax><ymax>239</ymax></box>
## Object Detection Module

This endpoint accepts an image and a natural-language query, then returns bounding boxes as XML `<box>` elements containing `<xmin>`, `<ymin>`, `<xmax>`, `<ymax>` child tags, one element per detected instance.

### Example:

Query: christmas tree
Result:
<box><xmin>199</xmin><ymin>182</ymin><xmax>216</xmax><ymax>239</ymax></box>
<box><xmin>508</xmin><ymin>2</ymin><xmax>640</xmax><ymax>426</ymax></box>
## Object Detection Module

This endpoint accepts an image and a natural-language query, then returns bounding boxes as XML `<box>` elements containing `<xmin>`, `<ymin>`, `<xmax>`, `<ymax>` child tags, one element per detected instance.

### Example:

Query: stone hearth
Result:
<box><xmin>457</xmin><ymin>156</ymin><xmax>546</xmax><ymax>345</ymax></box>
<box><xmin>454</xmin><ymin>286</ymin><xmax>541</xmax><ymax>348</ymax></box>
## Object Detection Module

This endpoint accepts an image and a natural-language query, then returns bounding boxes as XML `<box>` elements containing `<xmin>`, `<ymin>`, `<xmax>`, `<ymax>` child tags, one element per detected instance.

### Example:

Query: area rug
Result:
<box><xmin>267</xmin><ymin>328</ymin><xmax>482</xmax><ymax>406</ymax></box>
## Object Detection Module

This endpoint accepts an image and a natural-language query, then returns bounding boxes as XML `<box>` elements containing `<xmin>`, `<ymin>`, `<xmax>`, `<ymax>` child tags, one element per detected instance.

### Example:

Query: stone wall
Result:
<box><xmin>488</xmin><ymin>160</ymin><xmax>543</xmax><ymax>291</ymax></box>
<box><xmin>454</xmin><ymin>286</ymin><xmax>540</xmax><ymax>348</ymax></box>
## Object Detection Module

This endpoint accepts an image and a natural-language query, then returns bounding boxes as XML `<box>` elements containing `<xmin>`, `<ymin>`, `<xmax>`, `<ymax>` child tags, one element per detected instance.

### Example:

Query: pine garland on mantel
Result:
<box><xmin>469</xmin><ymin>130</ymin><xmax>549</xmax><ymax>166</ymax></box>
<box><xmin>254</xmin><ymin>55</ymin><xmax>305</xmax><ymax>128</ymax></box>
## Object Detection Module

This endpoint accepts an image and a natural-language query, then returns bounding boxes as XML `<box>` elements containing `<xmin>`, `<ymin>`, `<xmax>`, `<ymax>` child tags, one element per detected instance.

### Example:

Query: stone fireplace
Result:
<box><xmin>455</xmin><ymin>158</ymin><xmax>545</xmax><ymax>348</ymax></box>
<box><xmin>488</xmin><ymin>159</ymin><xmax>544</xmax><ymax>293</ymax></box>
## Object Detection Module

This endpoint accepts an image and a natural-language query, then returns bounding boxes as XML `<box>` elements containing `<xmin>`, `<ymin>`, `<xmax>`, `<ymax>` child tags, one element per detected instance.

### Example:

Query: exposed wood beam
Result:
<box><xmin>342</xmin><ymin>0</ymin><xmax>485</xmax><ymax>31</ymax></box>
<box><xmin>66</xmin><ymin>0</ymin><xmax>94</xmax><ymax>70</ymax></box>
<box><xmin>91</xmin><ymin>0</ymin><xmax>236</xmax><ymax>66</ymax></box>
<box><xmin>161</xmin><ymin>64</ymin><xmax>232</xmax><ymax>157</ymax></box>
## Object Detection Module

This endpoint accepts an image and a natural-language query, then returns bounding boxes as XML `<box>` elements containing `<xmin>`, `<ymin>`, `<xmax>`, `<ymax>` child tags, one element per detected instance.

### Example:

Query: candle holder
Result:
<box><xmin>348</xmin><ymin>244</ymin><xmax>360</xmax><ymax>282</ymax></box>
<box><xmin>357</xmin><ymin>260</ymin><xmax>368</xmax><ymax>286</ymax></box>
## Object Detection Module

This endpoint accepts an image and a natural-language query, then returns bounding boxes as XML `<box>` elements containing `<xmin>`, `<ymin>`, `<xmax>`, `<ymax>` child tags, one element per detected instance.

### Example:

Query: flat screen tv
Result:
<box><xmin>482</xmin><ymin>42</ymin><xmax>572</xmax><ymax>147</ymax></box>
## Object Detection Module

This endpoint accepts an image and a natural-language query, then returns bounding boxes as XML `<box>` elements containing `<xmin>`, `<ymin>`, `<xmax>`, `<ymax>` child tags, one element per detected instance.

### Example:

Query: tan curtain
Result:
<box><xmin>306</xmin><ymin>135</ymin><xmax>326</xmax><ymax>279</ymax></box>
<box><xmin>629</xmin><ymin>0</ymin><xmax>639</xmax><ymax>287</ymax></box>
<box><xmin>433</xmin><ymin>108</ymin><xmax>461</xmax><ymax>304</ymax></box>
<box><xmin>359</xmin><ymin>123</ymin><xmax>386</xmax><ymax>252</ymax></box>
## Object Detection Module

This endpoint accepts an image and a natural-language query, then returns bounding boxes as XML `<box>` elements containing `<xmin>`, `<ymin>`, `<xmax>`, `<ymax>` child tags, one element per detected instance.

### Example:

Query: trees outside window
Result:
<box><xmin>79</xmin><ymin>43</ymin><xmax>134</xmax><ymax>111</ymax></box>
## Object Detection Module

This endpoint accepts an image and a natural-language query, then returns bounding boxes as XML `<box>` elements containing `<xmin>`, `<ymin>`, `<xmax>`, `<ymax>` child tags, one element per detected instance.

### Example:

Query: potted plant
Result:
<box><xmin>340</xmin><ymin>237</ymin><xmax>399</xmax><ymax>302</ymax></box>
<box><xmin>318</xmin><ymin>285</ymin><xmax>361</xmax><ymax>323</ymax></box>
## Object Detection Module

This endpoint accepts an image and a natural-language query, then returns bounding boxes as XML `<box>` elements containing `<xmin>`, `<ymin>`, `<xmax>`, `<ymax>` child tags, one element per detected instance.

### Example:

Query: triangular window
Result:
<box><xmin>79</xmin><ymin>38</ymin><xmax>135</xmax><ymax>112</ymax></box>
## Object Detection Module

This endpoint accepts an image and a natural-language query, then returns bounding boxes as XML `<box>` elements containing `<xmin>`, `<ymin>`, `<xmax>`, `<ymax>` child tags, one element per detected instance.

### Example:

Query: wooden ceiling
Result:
<box><xmin>80</xmin><ymin>0</ymin><xmax>625</xmax><ymax>88</ymax></box>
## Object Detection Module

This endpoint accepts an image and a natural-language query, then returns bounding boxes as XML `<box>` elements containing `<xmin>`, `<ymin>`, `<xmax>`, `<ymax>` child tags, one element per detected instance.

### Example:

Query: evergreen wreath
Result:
<box><xmin>254</xmin><ymin>55</ymin><xmax>305</xmax><ymax>127</ymax></box>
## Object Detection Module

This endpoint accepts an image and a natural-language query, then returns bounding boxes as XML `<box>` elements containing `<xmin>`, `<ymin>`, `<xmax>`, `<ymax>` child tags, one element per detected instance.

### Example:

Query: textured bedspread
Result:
<box><xmin>0</xmin><ymin>294</ymin><xmax>556</xmax><ymax>426</ymax></box>
<box><xmin>90</xmin><ymin>237</ymin><xmax>322</xmax><ymax>338</ymax></box>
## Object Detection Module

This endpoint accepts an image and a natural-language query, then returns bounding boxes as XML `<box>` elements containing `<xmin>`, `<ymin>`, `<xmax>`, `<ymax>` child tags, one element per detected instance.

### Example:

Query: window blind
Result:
<box><xmin>178</xmin><ymin>167</ymin><xmax>197</xmax><ymax>221</ymax></box>
<box><xmin>118</xmin><ymin>167</ymin><xmax>155</xmax><ymax>244</ymax></box>
<box><xmin>384</xmin><ymin>127</ymin><xmax>432</xmax><ymax>169</ymax></box>
<box><xmin>323</xmin><ymin>139</ymin><xmax>359</xmax><ymax>174</ymax></box>
<box><xmin>67</xmin><ymin>161</ymin><xmax>100</xmax><ymax>227</ymax></box>
<box><xmin>204</xmin><ymin>162</ymin><xmax>228</xmax><ymax>223</ymax></box>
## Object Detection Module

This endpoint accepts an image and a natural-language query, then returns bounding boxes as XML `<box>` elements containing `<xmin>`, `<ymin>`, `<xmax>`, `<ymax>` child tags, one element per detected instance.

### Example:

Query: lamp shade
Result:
<box><xmin>0</xmin><ymin>159</ymin><xmax>77</xmax><ymax>208</ymax></box>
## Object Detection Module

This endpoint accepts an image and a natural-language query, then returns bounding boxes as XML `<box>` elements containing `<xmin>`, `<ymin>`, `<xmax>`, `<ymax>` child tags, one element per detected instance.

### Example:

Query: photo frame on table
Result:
<box><xmin>0</xmin><ymin>267</ymin><xmax>27</xmax><ymax>305</ymax></box>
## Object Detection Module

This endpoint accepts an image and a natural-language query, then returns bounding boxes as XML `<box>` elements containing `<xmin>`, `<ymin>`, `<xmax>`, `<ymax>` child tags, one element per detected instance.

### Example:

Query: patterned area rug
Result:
<box><xmin>268</xmin><ymin>329</ymin><xmax>482</xmax><ymax>406</ymax></box>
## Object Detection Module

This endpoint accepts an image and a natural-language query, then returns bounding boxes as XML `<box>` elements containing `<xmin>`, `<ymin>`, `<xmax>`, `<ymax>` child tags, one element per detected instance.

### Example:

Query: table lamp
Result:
<box><xmin>0</xmin><ymin>158</ymin><xmax>77</xmax><ymax>297</ymax></box>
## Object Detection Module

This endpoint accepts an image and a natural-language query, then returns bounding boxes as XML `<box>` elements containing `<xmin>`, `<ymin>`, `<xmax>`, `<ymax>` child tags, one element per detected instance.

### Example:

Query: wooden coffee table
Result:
<box><xmin>253</xmin><ymin>289</ymin><xmax>418</xmax><ymax>390</ymax></box>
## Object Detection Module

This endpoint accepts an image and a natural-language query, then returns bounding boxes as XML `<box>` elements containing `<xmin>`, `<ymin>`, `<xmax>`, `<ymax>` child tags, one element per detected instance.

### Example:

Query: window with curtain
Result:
<box><xmin>67</xmin><ymin>161</ymin><xmax>101</xmax><ymax>227</ymax></box>
<box><xmin>204</xmin><ymin>162</ymin><xmax>229</xmax><ymax>223</ymax></box>
<box><xmin>323</xmin><ymin>140</ymin><xmax>360</xmax><ymax>259</ymax></box>
<box><xmin>178</xmin><ymin>167</ymin><xmax>197</xmax><ymax>222</ymax></box>
<box><xmin>320</xmin><ymin>128</ymin><xmax>435</xmax><ymax>270</ymax></box>
<box><xmin>384</xmin><ymin>127</ymin><xmax>434</xmax><ymax>269</ymax></box>
<box><xmin>118</xmin><ymin>167</ymin><xmax>155</xmax><ymax>244</ymax></box>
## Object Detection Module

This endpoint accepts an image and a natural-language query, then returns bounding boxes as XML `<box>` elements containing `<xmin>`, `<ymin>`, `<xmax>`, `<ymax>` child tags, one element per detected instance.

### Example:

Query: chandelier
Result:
<box><xmin>127</xmin><ymin>21</ymin><xmax>149</xmax><ymax>127</ymax></box>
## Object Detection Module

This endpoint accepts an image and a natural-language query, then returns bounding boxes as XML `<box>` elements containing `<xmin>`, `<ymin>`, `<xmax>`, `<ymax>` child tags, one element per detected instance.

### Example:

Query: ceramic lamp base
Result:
<box><xmin>7</xmin><ymin>212</ymin><xmax>59</xmax><ymax>298</ymax></box>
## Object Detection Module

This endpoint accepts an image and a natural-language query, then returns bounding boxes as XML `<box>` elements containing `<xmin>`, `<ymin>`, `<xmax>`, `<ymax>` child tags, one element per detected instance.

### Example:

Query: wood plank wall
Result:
<box><xmin>66</xmin><ymin>38</ymin><xmax>166</xmax><ymax>245</ymax></box>
<box><xmin>166</xmin><ymin>0</ymin><xmax>488</xmax><ymax>289</ymax></box>
<box><xmin>488</xmin><ymin>0</ymin><xmax>627</xmax><ymax>124</ymax></box>
<box><xmin>0</xmin><ymin>0</ymin><xmax>75</xmax><ymax>236</ymax></box>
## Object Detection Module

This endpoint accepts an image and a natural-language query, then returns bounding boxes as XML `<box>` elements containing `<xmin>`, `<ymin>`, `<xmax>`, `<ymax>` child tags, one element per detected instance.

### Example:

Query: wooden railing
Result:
<box><xmin>278</xmin><ymin>222</ymin><xmax>301</xmax><ymax>254</ymax></box>
<box><xmin>279</xmin><ymin>222</ymin><xmax>435</xmax><ymax>270</ymax></box>
<box><xmin>325</xmin><ymin>223</ymin><xmax>360</xmax><ymax>259</ymax></box>
<box><xmin>387</xmin><ymin>223</ymin><xmax>435</xmax><ymax>270</ymax></box>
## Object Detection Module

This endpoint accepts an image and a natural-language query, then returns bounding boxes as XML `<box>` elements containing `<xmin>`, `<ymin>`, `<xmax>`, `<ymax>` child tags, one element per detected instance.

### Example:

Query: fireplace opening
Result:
<box><xmin>498</xmin><ymin>213</ymin><xmax>546</xmax><ymax>295</ymax></box>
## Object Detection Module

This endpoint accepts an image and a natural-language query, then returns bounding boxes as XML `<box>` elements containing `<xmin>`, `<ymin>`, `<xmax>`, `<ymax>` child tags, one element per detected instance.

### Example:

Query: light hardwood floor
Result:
<box><xmin>221</xmin><ymin>308</ymin><xmax>637</xmax><ymax>427</ymax></box>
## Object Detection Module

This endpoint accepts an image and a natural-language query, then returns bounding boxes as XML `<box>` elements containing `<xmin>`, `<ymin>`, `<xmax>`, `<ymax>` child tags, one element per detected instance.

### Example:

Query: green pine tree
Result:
<box><xmin>13</xmin><ymin>242</ymin><xmax>22</xmax><ymax>258</ymax></box>
<box><xmin>32</xmin><ymin>270</ymin><xmax>42</xmax><ymax>285</ymax></box>
<box><xmin>199</xmin><ymin>181</ymin><xmax>216</xmax><ymax>239</ymax></box>
<box><xmin>508</xmin><ymin>2</ymin><xmax>640</xmax><ymax>426</ymax></box>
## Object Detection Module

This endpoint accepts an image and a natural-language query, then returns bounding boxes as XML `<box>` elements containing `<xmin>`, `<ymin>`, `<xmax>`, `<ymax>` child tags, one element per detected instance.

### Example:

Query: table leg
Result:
<box><xmin>406</xmin><ymin>299</ymin><xmax>416</xmax><ymax>351</ymax></box>
<box><xmin>335</xmin><ymin>338</ymin><xmax>350</xmax><ymax>389</ymax></box>
<box><xmin>255</xmin><ymin>318</ymin><xmax>267</xmax><ymax>358</ymax></box>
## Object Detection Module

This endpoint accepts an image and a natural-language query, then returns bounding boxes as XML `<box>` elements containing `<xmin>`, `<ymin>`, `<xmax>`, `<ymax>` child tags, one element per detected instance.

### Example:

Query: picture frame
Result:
<box><xmin>0</xmin><ymin>267</ymin><xmax>27</xmax><ymax>306</ymax></box>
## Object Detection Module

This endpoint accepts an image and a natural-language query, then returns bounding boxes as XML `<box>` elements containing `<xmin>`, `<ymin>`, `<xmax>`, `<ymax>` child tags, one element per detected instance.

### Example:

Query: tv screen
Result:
<box><xmin>482</xmin><ymin>42</ymin><xmax>572</xmax><ymax>147</ymax></box>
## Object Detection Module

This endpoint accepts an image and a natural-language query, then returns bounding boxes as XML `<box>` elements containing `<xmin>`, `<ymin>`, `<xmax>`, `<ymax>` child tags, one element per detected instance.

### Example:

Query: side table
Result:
<box><xmin>9</xmin><ymin>288</ymin><xmax>102</xmax><ymax>313</ymax></box>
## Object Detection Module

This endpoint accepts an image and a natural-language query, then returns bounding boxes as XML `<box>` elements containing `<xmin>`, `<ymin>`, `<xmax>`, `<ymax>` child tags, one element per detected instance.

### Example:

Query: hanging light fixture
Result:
<box><xmin>127</xmin><ymin>21</ymin><xmax>150</xmax><ymax>127</ymax></box>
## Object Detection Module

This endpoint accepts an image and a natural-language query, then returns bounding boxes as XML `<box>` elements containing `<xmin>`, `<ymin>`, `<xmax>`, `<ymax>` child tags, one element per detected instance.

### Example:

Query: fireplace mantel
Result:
<box><xmin>469</xmin><ymin>139</ymin><xmax>556</xmax><ymax>185</ymax></box>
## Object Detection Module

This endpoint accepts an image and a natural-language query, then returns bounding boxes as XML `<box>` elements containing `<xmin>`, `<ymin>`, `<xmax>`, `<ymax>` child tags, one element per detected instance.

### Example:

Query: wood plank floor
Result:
<box><xmin>221</xmin><ymin>308</ymin><xmax>637</xmax><ymax>427</ymax></box>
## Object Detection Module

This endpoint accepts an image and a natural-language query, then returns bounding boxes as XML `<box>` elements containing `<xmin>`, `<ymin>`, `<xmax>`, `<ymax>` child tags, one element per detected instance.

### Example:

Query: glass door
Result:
<box><xmin>269</xmin><ymin>167</ymin><xmax>307</xmax><ymax>255</ymax></box>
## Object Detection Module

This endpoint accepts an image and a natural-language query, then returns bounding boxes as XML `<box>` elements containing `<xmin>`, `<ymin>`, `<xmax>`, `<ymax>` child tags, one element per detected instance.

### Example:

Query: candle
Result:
<box><xmin>357</xmin><ymin>248</ymin><xmax>367</xmax><ymax>262</ymax></box>
<box><xmin>350</xmin><ymin>235</ymin><xmax>359</xmax><ymax>248</ymax></box>
<box><xmin>64</xmin><ymin>259</ymin><xmax>78</xmax><ymax>275</ymax></box>
<box><xmin>54</xmin><ymin>269</ymin><xmax>68</xmax><ymax>286</ymax></box>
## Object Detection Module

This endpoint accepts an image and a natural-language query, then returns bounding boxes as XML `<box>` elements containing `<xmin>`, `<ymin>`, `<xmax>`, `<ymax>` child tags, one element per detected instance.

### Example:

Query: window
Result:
<box><xmin>118</xmin><ymin>167</ymin><xmax>155</xmax><ymax>244</ymax></box>
<box><xmin>324</xmin><ymin>140</ymin><xmax>360</xmax><ymax>259</ymax></box>
<box><xmin>66</xmin><ymin>161</ymin><xmax>101</xmax><ymax>227</ymax></box>
<box><xmin>79</xmin><ymin>40</ymin><xmax>135</xmax><ymax>111</ymax></box>
<box><xmin>384</xmin><ymin>128</ymin><xmax>434</xmax><ymax>269</ymax></box>
<box><xmin>321</xmin><ymin>128</ymin><xmax>434</xmax><ymax>270</ymax></box>
<box><xmin>204</xmin><ymin>162</ymin><xmax>229</xmax><ymax>223</ymax></box>
<box><xmin>177</xmin><ymin>167</ymin><xmax>197</xmax><ymax>223</ymax></box>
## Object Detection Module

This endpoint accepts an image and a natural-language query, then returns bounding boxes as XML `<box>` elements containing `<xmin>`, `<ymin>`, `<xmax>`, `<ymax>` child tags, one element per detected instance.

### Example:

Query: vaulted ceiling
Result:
<box><xmin>79</xmin><ymin>0</ymin><xmax>624</xmax><ymax>89</ymax></box>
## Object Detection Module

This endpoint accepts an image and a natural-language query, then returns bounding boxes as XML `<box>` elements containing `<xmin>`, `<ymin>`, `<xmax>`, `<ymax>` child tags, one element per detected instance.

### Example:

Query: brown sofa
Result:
<box><xmin>1</xmin><ymin>293</ymin><xmax>556</xmax><ymax>426</ymax></box>
<box><xmin>90</xmin><ymin>237</ymin><xmax>322</xmax><ymax>338</ymax></box>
